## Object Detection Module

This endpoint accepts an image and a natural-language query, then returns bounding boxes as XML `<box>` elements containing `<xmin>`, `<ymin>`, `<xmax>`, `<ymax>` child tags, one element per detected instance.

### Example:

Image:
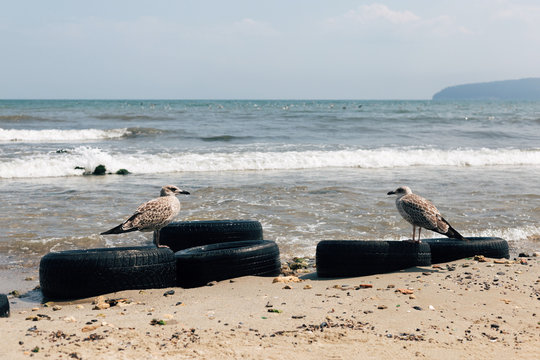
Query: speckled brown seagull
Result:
<box><xmin>387</xmin><ymin>186</ymin><xmax>466</xmax><ymax>243</ymax></box>
<box><xmin>101</xmin><ymin>185</ymin><xmax>190</xmax><ymax>247</ymax></box>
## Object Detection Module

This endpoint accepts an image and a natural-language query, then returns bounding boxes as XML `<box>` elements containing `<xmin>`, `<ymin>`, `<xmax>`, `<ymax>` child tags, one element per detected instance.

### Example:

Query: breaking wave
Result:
<box><xmin>0</xmin><ymin>146</ymin><xmax>539</xmax><ymax>179</ymax></box>
<box><xmin>0</xmin><ymin>127</ymin><xmax>160</xmax><ymax>142</ymax></box>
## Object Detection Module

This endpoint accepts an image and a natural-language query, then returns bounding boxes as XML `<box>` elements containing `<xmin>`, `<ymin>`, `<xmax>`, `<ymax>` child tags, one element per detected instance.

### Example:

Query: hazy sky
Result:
<box><xmin>1</xmin><ymin>1</ymin><xmax>539</xmax><ymax>99</ymax></box>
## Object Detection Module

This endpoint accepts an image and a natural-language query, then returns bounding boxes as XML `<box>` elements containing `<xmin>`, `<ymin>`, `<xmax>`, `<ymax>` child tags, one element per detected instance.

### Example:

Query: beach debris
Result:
<box><xmin>292</xmin><ymin>315</ymin><xmax>306</xmax><ymax>319</ymax></box>
<box><xmin>474</xmin><ymin>255</ymin><xmax>488</xmax><ymax>262</ymax></box>
<box><xmin>207</xmin><ymin>281</ymin><xmax>218</xmax><ymax>286</ymax></box>
<box><xmin>163</xmin><ymin>290</ymin><xmax>175</xmax><ymax>296</ymax></box>
<box><xmin>93</xmin><ymin>301</ymin><xmax>110</xmax><ymax>310</ymax></box>
<box><xmin>283</xmin><ymin>285</ymin><xmax>293</xmax><ymax>290</ymax></box>
<box><xmin>26</xmin><ymin>314</ymin><xmax>51</xmax><ymax>321</ymax></box>
<box><xmin>533</xmin><ymin>252</ymin><xmax>540</xmax><ymax>257</ymax></box>
<box><xmin>268</xmin><ymin>309</ymin><xmax>282</xmax><ymax>313</ymax></box>
<box><xmin>76</xmin><ymin>305</ymin><xmax>84</xmax><ymax>310</ymax></box>
<box><xmin>428</xmin><ymin>305</ymin><xmax>435</xmax><ymax>311</ymax></box>
<box><xmin>83</xmin><ymin>333</ymin><xmax>105</xmax><ymax>341</ymax></box>
<box><xmin>273</xmin><ymin>276</ymin><xmax>302</xmax><ymax>283</ymax></box>
<box><xmin>52</xmin><ymin>305</ymin><xmax>62</xmax><ymax>311</ymax></box>
<box><xmin>303</xmin><ymin>284</ymin><xmax>312</xmax><ymax>290</ymax></box>
<box><xmin>409</xmin><ymin>294</ymin><xmax>416</xmax><ymax>299</ymax></box>
<box><xmin>31</xmin><ymin>346</ymin><xmax>40</xmax><ymax>353</ymax></box>
<box><xmin>413</xmin><ymin>306</ymin><xmax>422</xmax><ymax>311</ymax></box>
<box><xmin>150</xmin><ymin>319</ymin><xmax>166</xmax><ymax>326</ymax></box>
<box><xmin>501</xmin><ymin>299</ymin><xmax>511</xmax><ymax>304</ymax></box>
<box><xmin>395</xmin><ymin>288</ymin><xmax>414</xmax><ymax>295</ymax></box>
<box><xmin>358</xmin><ymin>284</ymin><xmax>373</xmax><ymax>289</ymax></box>
<box><xmin>519</xmin><ymin>258</ymin><xmax>528</xmax><ymax>265</ymax></box>
<box><xmin>494</xmin><ymin>259</ymin><xmax>514</xmax><ymax>264</ymax></box>
<box><xmin>81</xmin><ymin>324</ymin><xmax>101</xmax><ymax>332</ymax></box>
<box><xmin>9</xmin><ymin>290</ymin><xmax>21</xmax><ymax>298</ymax></box>
<box><xmin>63</xmin><ymin>316</ymin><xmax>76</xmax><ymax>323</ymax></box>
<box><xmin>92</xmin><ymin>164</ymin><xmax>107</xmax><ymax>175</ymax></box>
<box><xmin>265</xmin><ymin>301</ymin><xmax>273</xmax><ymax>308</ymax></box>
<box><xmin>289</xmin><ymin>257</ymin><xmax>309</xmax><ymax>270</ymax></box>
<box><xmin>377</xmin><ymin>305</ymin><xmax>388</xmax><ymax>310</ymax></box>
<box><xmin>432</xmin><ymin>265</ymin><xmax>442</xmax><ymax>269</ymax></box>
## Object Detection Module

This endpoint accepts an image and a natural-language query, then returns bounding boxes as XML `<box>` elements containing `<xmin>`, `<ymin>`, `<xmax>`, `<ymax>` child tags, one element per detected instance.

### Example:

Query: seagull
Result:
<box><xmin>387</xmin><ymin>186</ymin><xmax>466</xmax><ymax>243</ymax></box>
<box><xmin>101</xmin><ymin>185</ymin><xmax>190</xmax><ymax>247</ymax></box>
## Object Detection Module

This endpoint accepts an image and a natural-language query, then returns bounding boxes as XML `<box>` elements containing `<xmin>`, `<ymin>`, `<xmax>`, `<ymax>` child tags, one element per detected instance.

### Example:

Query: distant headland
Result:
<box><xmin>432</xmin><ymin>77</ymin><xmax>540</xmax><ymax>100</ymax></box>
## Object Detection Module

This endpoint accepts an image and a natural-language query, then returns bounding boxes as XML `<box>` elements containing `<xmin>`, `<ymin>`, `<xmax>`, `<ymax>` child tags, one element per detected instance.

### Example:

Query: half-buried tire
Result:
<box><xmin>0</xmin><ymin>294</ymin><xmax>9</xmax><ymax>318</ymax></box>
<box><xmin>175</xmin><ymin>240</ymin><xmax>281</xmax><ymax>288</ymax></box>
<box><xmin>423</xmin><ymin>237</ymin><xmax>509</xmax><ymax>264</ymax></box>
<box><xmin>40</xmin><ymin>246</ymin><xmax>176</xmax><ymax>300</ymax></box>
<box><xmin>316</xmin><ymin>240</ymin><xmax>431</xmax><ymax>278</ymax></box>
<box><xmin>158</xmin><ymin>220</ymin><xmax>263</xmax><ymax>252</ymax></box>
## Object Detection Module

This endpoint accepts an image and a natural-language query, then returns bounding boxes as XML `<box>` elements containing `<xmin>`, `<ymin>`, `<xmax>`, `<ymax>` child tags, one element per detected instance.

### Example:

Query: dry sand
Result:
<box><xmin>1</xmin><ymin>256</ymin><xmax>539</xmax><ymax>360</ymax></box>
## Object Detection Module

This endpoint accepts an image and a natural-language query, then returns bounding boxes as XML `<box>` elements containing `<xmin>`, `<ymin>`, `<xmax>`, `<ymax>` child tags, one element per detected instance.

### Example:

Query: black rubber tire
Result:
<box><xmin>316</xmin><ymin>240</ymin><xmax>431</xmax><ymax>278</ymax></box>
<box><xmin>158</xmin><ymin>220</ymin><xmax>264</xmax><ymax>252</ymax></box>
<box><xmin>423</xmin><ymin>237</ymin><xmax>509</xmax><ymax>264</ymax></box>
<box><xmin>39</xmin><ymin>246</ymin><xmax>176</xmax><ymax>300</ymax></box>
<box><xmin>0</xmin><ymin>294</ymin><xmax>9</xmax><ymax>318</ymax></box>
<box><xmin>175</xmin><ymin>240</ymin><xmax>281</xmax><ymax>288</ymax></box>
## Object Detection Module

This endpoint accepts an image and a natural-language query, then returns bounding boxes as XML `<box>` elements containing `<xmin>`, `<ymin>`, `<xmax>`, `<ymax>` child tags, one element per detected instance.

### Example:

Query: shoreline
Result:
<box><xmin>1</xmin><ymin>256</ymin><xmax>539</xmax><ymax>359</ymax></box>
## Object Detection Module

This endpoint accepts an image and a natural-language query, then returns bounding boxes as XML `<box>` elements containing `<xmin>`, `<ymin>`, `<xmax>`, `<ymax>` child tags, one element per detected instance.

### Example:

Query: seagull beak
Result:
<box><xmin>387</xmin><ymin>191</ymin><xmax>395</xmax><ymax>195</ymax></box>
<box><xmin>179</xmin><ymin>190</ymin><xmax>190</xmax><ymax>195</ymax></box>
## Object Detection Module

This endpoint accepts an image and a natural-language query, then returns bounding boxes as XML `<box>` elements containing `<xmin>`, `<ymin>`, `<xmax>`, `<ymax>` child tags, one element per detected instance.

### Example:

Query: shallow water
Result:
<box><xmin>0</xmin><ymin>100</ymin><xmax>539</xmax><ymax>276</ymax></box>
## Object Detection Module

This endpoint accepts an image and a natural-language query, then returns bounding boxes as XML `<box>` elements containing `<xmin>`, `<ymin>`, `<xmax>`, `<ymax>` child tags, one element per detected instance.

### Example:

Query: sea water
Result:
<box><xmin>0</xmin><ymin>100</ymin><xmax>539</xmax><ymax>274</ymax></box>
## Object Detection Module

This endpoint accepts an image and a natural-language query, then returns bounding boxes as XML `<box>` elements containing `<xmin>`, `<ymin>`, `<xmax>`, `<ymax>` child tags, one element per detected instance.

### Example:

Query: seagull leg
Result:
<box><xmin>416</xmin><ymin>228</ymin><xmax>422</xmax><ymax>243</ymax></box>
<box><xmin>153</xmin><ymin>230</ymin><xmax>170</xmax><ymax>248</ymax></box>
<box><xmin>405</xmin><ymin>225</ymin><xmax>417</xmax><ymax>243</ymax></box>
<box><xmin>153</xmin><ymin>230</ymin><xmax>159</xmax><ymax>247</ymax></box>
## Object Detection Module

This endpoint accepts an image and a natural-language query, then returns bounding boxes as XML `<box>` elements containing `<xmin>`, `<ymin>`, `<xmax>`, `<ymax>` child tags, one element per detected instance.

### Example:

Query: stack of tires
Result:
<box><xmin>39</xmin><ymin>220</ymin><xmax>281</xmax><ymax>300</ymax></box>
<box><xmin>316</xmin><ymin>237</ymin><xmax>509</xmax><ymax>278</ymax></box>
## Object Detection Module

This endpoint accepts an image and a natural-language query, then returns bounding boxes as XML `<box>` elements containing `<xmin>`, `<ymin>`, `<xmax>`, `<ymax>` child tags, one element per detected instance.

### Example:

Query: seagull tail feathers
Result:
<box><xmin>444</xmin><ymin>223</ymin><xmax>467</xmax><ymax>241</ymax></box>
<box><xmin>100</xmin><ymin>223</ymin><xmax>137</xmax><ymax>235</ymax></box>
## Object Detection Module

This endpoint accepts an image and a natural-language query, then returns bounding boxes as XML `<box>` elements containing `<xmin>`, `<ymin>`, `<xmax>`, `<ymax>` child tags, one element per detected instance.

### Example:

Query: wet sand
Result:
<box><xmin>1</xmin><ymin>256</ymin><xmax>539</xmax><ymax>359</ymax></box>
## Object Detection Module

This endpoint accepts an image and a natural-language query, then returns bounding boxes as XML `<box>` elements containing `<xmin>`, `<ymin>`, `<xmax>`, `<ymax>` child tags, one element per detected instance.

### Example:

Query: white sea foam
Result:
<box><xmin>0</xmin><ymin>128</ymin><xmax>130</xmax><ymax>142</ymax></box>
<box><xmin>0</xmin><ymin>146</ymin><xmax>539</xmax><ymax>178</ymax></box>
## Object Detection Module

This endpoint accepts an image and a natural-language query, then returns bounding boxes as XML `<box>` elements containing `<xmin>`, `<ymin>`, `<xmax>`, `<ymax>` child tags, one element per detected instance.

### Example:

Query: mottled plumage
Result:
<box><xmin>101</xmin><ymin>185</ymin><xmax>190</xmax><ymax>247</ymax></box>
<box><xmin>387</xmin><ymin>186</ymin><xmax>466</xmax><ymax>243</ymax></box>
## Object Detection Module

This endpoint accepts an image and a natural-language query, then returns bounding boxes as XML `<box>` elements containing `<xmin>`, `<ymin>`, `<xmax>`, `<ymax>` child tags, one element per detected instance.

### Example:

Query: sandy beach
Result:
<box><xmin>1</xmin><ymin>255</ymin><xmax>538</xmax><ymax>360</ymax></box>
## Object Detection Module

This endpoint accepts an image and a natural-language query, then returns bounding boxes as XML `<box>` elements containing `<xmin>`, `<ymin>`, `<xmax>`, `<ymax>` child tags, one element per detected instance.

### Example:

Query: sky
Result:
<box><xmin>1</xmin><ymin>0</ymin><xmax>540</xmax><ymax>99</ymax></box>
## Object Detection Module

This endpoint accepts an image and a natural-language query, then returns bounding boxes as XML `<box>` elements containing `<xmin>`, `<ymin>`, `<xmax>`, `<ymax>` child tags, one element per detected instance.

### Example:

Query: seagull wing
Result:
<box><xmin>400</xmin><ymin>194</ymin><xmax>442</xmax><ymax>231</ymax></box>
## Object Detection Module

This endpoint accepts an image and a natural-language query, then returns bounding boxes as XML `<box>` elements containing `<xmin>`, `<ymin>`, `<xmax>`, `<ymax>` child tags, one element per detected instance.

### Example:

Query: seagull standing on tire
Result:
<box><xmin>101</xmin><ymin>185</ymin><xmax>190</xmax><ymax>247</ymax></box>
<box><xmin>387</xmin><ymin>186</ymin><xmax>467</xmax><ymax>243</ymax></box>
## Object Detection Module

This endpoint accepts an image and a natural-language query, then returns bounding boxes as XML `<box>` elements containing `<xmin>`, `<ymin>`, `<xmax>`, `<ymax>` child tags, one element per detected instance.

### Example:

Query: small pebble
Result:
<box><xmin>413</xmin><ymin>306</ymin><xmax>422</xmax><ymax>311</ymax></box>
<box><xmin>163</xmin><ymin>290</ymin><xmax>175</xmax><ymax>297</ymax></box>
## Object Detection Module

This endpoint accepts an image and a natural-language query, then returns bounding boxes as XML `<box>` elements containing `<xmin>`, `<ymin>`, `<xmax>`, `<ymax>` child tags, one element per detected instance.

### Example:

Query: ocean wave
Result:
<box><xmin>200</xmin><ymin>135</ymin><xmax>254</xmax><ymax>142</ymax></box>
<box><xmin>0</xmin><ymin>127</ymin><xmax>160</xmax><ymax>143</ymax></box>
<box><xmin>0</xmin><ymin>146</ymin><xmax>539</xmax><ymax>179</ymax></box>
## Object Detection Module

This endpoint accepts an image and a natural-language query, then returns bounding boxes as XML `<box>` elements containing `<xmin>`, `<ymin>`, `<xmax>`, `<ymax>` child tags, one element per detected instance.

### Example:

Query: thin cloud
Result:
<box><xmin>327</xmin><ymin>3</ymin><xmax>420</xmax><ymax>26</ymax></box>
